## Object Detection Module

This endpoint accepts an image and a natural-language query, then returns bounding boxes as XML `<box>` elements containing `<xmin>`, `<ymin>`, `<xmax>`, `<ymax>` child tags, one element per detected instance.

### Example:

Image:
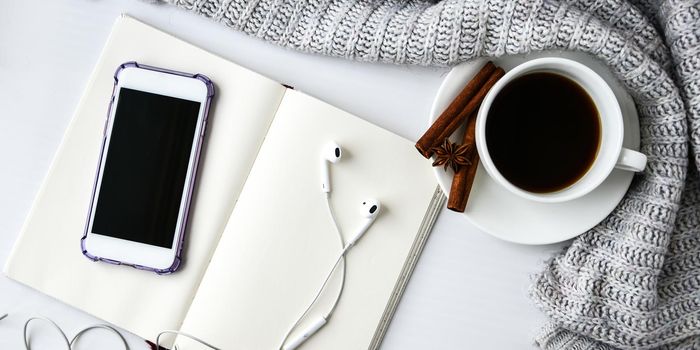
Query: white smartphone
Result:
<box><xmin>81</xmin><ymin>62</ymin><xmax>214</xmax><ymax>274</ymax></box>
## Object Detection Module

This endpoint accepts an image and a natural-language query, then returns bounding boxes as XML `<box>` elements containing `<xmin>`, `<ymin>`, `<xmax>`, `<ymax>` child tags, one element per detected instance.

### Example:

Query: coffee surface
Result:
<box><xmin>485</xmin><ymin>72</ymin><xmax>600</xmax><ymax>193</ymax></box>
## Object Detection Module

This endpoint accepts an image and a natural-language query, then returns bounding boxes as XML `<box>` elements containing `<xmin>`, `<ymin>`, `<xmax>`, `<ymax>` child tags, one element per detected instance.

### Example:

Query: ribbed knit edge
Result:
<box><xmin>536</xmin><ymin>323</ymin><xmax>617</xmax><ymax>350</ymax></box>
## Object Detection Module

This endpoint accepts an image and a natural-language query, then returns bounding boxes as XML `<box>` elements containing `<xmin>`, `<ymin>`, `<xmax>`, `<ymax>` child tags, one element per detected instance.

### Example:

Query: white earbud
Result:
<box><xmin>321</xmin><ymin>142</ymin><xmax>342</xmax><ymax>193</ymax></box>
<box><xmin>347</xmin><ymin>199</ymin><xmax>381</xmax><ymax>247</ymax></box>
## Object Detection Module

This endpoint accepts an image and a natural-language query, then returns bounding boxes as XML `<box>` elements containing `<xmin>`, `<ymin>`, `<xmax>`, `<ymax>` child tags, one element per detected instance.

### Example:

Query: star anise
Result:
<box><xmin>431</xmin><ymin>139</ymin><xmax>473</xmax><ymax>172</ymax></box>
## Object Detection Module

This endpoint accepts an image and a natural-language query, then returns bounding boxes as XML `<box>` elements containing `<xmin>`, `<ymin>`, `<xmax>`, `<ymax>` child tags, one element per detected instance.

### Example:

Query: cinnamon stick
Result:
<box><xmin>447</xmin><ymin>113</ymin><xmax>480</xmax><ymax>212</ymax></box>
<box><xmin>415</xmin><ymin>61</ymin><xmax>496</xmax><ymax>158</ymax></box>
<box><xmin>436</xmin><ymin>66</ymin><xmax>504</xmax><ymax>152</ymax></box>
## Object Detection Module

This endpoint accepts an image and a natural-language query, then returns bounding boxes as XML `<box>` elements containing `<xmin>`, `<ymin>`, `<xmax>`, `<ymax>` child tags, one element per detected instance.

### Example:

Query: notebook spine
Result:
<box><xmin>368</xmin><ymin>185</ymin><xmax>446</xmax><ymax>350</ymax></box>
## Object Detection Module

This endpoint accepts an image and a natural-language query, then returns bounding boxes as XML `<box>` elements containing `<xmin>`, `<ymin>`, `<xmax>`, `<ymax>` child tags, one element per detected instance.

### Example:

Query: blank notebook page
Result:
<box><xmin>175</xmin><ymin>89</ymin><xmax>436</xmax><ymax>350</ymax></box>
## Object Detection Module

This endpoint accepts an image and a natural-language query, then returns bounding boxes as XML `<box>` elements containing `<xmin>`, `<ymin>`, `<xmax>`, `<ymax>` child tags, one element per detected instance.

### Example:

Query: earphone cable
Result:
<box><xmin>278</xmin><ymin>246</ymin><xmax>349</xmax><ymax>349</ymax></box>
<box><xmin>23</xmin><ymin>317</ymin><xmax>70</xmax><ymax>350</ymax></box>
<box><xmin>22</xmin><ymin>317</ymin><xmax>129</xmax><ymax>350</ymax></box>
<box><xmin>156</xmin><ymin>330</ymin><xmax>221</xmax><ymax>350</ymax></box>
<box><xmin>323</xmin><ymin>193</ymin><xmax>347</xmax><ymax>317</ymax></box>
<box><xmin>277</xmin><ymin>194</ymin><xmax>348</xmax><ymax>349</ymax></box>
<box><xmin>9</xmin><ymin>313</ymin><xmax>215</xmax><ymax>350</ymax></box>
<box><xmin>70</xmin><ymin>324</ymin><xmax>128</xmax><ymax>349</ymax></box>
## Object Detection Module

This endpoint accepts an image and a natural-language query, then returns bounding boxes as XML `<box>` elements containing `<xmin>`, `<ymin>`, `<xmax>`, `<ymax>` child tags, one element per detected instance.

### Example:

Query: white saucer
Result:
<box><xmin>430</xmin><ymin>51</ymin><xmax>640</xmax><ymax>245</ymax></box>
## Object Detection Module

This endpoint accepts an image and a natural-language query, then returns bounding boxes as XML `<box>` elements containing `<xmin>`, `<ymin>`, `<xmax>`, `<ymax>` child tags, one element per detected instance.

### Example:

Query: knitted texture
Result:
<box><xmin>161</xmin><ymin>0</ymin><xmax>700</xmax><ymax>348</ymax></box>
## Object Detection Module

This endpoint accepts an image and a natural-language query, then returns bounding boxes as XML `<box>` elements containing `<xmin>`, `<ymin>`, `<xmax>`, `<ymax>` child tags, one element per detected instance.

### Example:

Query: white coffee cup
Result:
<box><xmin>475</xmin><ymin>57</ymin><xmax>646</xmax><ymax>203</ymax></box>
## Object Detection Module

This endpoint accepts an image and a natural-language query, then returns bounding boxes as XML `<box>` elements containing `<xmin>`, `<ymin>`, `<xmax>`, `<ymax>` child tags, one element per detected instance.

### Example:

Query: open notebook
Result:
<box><xmin>3</xmin><ymin>15</ymin><xmax>443</xmax><ymax>349</ymax></box>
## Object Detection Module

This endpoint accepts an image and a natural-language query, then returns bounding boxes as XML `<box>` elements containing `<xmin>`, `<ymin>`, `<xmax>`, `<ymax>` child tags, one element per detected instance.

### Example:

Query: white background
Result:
<box><xmin>0</xmin><ymin>0</ymin><xmax>565</xmax><ymax>348</ymax></box>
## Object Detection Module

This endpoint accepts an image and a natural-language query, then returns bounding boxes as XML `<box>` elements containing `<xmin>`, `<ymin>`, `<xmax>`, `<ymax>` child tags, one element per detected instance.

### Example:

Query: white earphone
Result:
<box><xmin>348</xmin><ymin>199</ymin><xmax>381</xmax><ymax>247</ymax></box>
<box><xmin>320</xmin><ymin>142</ymin><xmax>342</xmax><ymax>193</ymax></box>
<box><xmin>280</xmin><ymin>142</ymin><xmax>381</xmax><ymax>350</ymax></box>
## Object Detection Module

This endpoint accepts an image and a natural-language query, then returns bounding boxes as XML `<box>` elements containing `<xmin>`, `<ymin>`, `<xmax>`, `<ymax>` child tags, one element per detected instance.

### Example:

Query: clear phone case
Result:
<box><xmin>80</xmin><ymin>61</ymin><xmax>215</xmax><ymax>275</ymax></box>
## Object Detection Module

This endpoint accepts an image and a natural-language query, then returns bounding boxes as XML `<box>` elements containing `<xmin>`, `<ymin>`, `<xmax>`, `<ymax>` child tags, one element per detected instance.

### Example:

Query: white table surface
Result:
<box><xmin>0</xmin><ymin>0</ymin><xmax>566</xmax><ymax>348</ymax></box>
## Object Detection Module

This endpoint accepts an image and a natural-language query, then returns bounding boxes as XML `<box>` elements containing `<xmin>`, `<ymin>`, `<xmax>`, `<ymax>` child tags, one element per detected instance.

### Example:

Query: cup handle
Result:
<box><xmin>615</xmin><ymin>148</ymin><xmax>647</xmax><ymax>172</ymax></box>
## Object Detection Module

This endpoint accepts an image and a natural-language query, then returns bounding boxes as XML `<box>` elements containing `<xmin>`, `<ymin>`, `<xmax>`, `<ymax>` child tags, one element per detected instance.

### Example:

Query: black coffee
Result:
<box><xmin>485</xmin><ymin>72</ymin><xmax>600</xmax><ymax>193</ymax></box>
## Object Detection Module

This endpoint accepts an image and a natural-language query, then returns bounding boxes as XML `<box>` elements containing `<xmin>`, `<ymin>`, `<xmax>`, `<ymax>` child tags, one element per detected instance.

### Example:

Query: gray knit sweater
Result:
<box><xmin>162</xmin><ymin>0</ymin><xmax>699</xmax><ymax>348</ymax></box>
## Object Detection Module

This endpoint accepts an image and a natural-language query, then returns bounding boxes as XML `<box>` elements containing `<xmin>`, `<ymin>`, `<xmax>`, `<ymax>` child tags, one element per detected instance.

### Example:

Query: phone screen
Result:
<box><xmin>91</xmin><ymin>87</ymin><xmax>201</xmax><ymax>248</ymax></box>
